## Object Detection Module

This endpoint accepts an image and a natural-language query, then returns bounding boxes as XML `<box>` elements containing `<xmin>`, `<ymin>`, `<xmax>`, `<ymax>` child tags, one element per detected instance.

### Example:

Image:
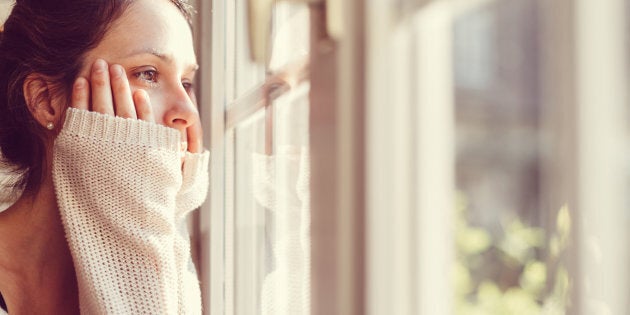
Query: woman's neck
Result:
<box><xmin>0</xmin><ymin>176</ymin><xmax>79</xmax><ymax>314</ymax></box>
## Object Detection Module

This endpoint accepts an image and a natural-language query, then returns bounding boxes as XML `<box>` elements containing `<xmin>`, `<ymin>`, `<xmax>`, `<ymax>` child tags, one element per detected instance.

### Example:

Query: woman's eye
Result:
<box><xmin>134</xmin><ymin>69</ymin><xmax>158</xmax><ymax>83</ymax></box>
<box><xmin>182</xmin><ymin>81</ymin><xmax>194</xmax><ymax>93</ymax></box>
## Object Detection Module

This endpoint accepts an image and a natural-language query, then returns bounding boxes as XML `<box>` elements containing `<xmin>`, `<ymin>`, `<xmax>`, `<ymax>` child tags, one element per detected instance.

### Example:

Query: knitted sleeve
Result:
<box><xmin>175</xmin><ymin>151</ymin><xmax>209</xmax><ymax>315</ymax></box>
<box><xmin>52</xmin><ymin>108</ymin><xmax>208</xmax><ymax>314</ymax></box>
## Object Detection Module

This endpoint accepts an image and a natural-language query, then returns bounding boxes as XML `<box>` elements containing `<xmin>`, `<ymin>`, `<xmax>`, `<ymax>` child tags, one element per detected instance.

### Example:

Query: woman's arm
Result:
<box><xmin>54</xmin><ymin>108</ymin><xmax>182</xmax><ymax>314</ymax></box>
<box><xmin>174</xmin><ymin>150</ymin><xmax>209</xmax><ymax>314</ymax></box>
<box><xmin>53</xmin><ymin>59</ymin><xmax>207</xmax><ymax>314</ymax></box>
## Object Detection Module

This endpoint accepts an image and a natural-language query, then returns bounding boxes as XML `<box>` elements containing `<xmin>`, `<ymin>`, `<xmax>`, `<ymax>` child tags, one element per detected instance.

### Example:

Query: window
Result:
<box><xmin>194</xmin><ymin>0</ymin><xmax>630</xmax><ymax>314</ymax></box>
<box><xmin>194</xmin><ymin>1</ymin><xmax>314</xmax><ymax>314</ymax></box>
<box><xmin>365</xmin><ymin>0</ymin><xmax>629</xmax><ymax>314</ymax></box>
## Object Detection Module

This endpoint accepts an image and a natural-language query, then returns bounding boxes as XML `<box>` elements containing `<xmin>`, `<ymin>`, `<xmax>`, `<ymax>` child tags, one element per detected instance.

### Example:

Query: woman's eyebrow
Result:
<box><xmin>120</xmin><ymin>48</ymin><xmax>199</xmax><ymax>72</ymax></box>
<box><xmin>121</xmin><ymin>47</ymin><xmax>167</xmax><ymax>60</ymax></box>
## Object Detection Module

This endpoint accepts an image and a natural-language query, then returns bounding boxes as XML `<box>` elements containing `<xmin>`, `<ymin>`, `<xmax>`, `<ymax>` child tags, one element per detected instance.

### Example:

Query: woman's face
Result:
<box><xmin>78</xmin><ymin>0</ymin><xmax>198</xmax><ymax>133</ymax></box>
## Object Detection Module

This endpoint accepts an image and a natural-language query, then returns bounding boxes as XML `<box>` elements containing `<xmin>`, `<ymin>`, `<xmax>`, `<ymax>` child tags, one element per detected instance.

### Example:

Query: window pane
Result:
<box><xmin>269</xmin><ymin>3</ymin><xmax>310</xmax><ymax>72</ymax></box>
<box><xmin>228</xmin><ymin>1</ymin><xmax>309</xmax><ymax>106</ymax></box>
<box><xmin>229</xmin><ymin>84</ymin><xmax>311</xmax><ymax>315</ymax></box>
<box><xmin>233</xmin><ymin>109</ymin><xmax>266</xmax><ymax>315</ymax></box>
<box><xmin>258</xmin><ymin>83</ymin><xmax>311</xmax><ymax>314</ymax></box>
<box><xmin>453</xmin><ymin>0</ymin><xmax>569</xmax><ymax>313</ymax></box>
<box><xmin>226</xmin><ymin>3</ymin><xmax>312</xmax><ymax>314</ymax></box>
<box><xmin>232</xmin><ymin>0</ymin><xmax>266</xmax><ymax>103</ymax></box>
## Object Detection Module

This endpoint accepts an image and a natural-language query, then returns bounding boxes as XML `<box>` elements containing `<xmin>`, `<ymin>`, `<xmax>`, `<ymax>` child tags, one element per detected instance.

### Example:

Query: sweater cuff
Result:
<box><xmin>60</xmin><ymin>108</ymin><xmax>181</xmax><ymax>151</ymax></box>
<box><xmin>177</xmin><ymin>150</ymin><xmax>210</xmax><ymax>217</ymax></box>
<box><xmin>182</xmin><ymin>150</ymin><xmax>210</xmax><ymax>180</ymax></box>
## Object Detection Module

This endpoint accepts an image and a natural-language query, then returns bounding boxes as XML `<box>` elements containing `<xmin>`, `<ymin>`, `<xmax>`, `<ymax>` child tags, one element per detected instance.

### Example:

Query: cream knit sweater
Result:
<box><xmin>52</xmin><ymin>108</ymin><xmax>209</xmax><ymax>315</ymax></box>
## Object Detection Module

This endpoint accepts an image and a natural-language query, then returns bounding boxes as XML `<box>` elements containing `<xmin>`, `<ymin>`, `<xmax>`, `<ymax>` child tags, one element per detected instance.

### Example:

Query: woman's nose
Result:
<box><xmin>163</xmin><ymin>87</ymin><xmax>198</xmax><ymax>130</ymax></box>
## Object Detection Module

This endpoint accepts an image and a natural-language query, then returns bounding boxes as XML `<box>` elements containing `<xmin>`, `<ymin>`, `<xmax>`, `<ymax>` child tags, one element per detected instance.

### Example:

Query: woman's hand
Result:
<box><xmin>71</xmin><ymin>59</ymin><xmax>203</xmax><ymax>154</ymax></box>
<box><xmin>72</xmin><ymin>59</ymin><xmax>154</xmax><ymax>122</ymax></box>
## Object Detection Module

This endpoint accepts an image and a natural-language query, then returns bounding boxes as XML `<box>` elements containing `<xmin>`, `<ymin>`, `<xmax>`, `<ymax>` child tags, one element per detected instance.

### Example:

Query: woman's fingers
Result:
<box><xmin>71</xmin><ymin>77</ymin><xmax>90</xmax><ymax>110</ymax></box>
<box><xmin>77</xmin><ymin>60</ymin><xmax>187</xmax><ymax>142</ymax></box>
<box><xmin>90</xmin><ymin>59</ymin><xmax>115</xmax><ymax>116</ymax></box>
<box><xmin>85</xmin><ymin>59</ymin><xmax>150</xmax><ymax>121</ymax></box>
<box><xmin>109</xmin><ymin>64</ymin><xmax>136</xmax><ymax>119</ymax></box>
<box><xmin>133</xmin><ymin>89</ymin><xmax>154</xmax><ymax>123</ymax></box>
<box><xmin>186</xmin><ymin>118</ymin><xmax>203</xmax><ymax>153</ymax></box>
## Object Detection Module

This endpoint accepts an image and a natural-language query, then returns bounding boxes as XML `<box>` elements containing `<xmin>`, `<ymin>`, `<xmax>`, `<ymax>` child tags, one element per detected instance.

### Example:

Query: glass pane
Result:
<box><xmin>229</xmin><ymin>1</ymin><xmax>309</xmax><ymax>105</ymax></box>
<box><xmin>232</xmin><ymin>0</ymin><xmax>266</xmax><ymax>103</ymax></box>
<box><xmin>230</xmin><ymin>85</ymin><xmax>311</xmax><ymax>315</ymax></box>
<box><xmin>262</xmin><ymin>82</ymin><xmax>311</xmax><ymax>314</ymax></box>
<box><xmin>453</xmin><ymin>0</ymin><xmax>569</xmax><ymax>313</ymax></box>
<box><xmin>269</xmin><ymin>3</ymin><xmax>310</xmax><ymax>72</ymax></box>
<box><xmin>227</xmin><ymin>3</ymin><xmax>311</xmax><ymax>314</ymax></box>
<box><xmin>232</xmin><ymin>109</ymin><xmax>266</xmax><ymax>315</ymax></box>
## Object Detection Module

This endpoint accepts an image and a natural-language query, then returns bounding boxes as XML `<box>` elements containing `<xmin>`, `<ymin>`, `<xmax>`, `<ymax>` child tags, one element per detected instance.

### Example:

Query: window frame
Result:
<box><xmin>194</xmin><ymin>0</ymin><xmax>630</xmax><ymax>314</ymax></box>
<box><xmin>194</xmin><ymin>1</ymin><xmax>317</xmax><ymax>314</ymax></box>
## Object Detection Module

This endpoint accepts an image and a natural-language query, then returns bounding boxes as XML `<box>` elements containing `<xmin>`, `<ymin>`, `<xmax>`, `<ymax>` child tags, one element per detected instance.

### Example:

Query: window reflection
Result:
<box><xmin>453</xmin><ymin>0</ymin><xmax>569</xmax><ymax>312</ymax></box>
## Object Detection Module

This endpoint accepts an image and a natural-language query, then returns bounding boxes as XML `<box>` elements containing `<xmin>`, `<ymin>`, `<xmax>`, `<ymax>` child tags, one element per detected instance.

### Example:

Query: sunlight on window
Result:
<box><xmin>452</xmin><ymin>0</ymin><xmax>572</xmax><ymax>313</ymax></box>
<box><xmin>454</xmin><ymin>195</ymin><xmax>570</xmax><ymax>315</ymax></box>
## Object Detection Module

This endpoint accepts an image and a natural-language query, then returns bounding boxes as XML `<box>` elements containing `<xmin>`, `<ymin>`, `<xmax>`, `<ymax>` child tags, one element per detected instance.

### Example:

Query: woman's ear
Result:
<box><xmin>23</xmin><ymin>73</ymin><xmax>64</xmax><ymax>130</ymax></box>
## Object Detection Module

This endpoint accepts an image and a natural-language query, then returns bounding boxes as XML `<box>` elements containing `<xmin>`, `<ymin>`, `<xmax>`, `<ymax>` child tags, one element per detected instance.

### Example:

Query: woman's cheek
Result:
<box><xmin>143</xmin><ymin>89</ymin><xmax>167</xmax><ymax>125</ymax></box>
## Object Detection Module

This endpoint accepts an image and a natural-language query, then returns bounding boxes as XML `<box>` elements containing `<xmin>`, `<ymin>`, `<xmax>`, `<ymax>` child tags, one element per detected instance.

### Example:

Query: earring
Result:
<box><xmin>46</xmin><ymin>122</ymin><xmax>54</xmax><ymax>130</ymax></box>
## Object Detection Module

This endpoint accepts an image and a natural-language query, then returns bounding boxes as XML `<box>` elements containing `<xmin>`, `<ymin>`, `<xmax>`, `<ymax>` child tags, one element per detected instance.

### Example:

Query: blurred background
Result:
<box><xmin>1</xmin><ymin>0</ymin><xmax>629</xmax><ymax>314</ymax></box>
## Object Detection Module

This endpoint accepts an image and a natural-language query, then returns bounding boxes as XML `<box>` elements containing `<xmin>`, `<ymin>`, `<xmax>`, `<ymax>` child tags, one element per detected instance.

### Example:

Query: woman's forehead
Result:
<box><xmin>85</xmin><ymin>0</ymin><xmax>196</xmax><ymax>68</ymax></box>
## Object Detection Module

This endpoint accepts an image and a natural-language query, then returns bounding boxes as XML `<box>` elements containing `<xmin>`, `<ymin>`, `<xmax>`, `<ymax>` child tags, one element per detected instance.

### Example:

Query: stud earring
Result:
<box><xmin>46</xmin><ymin>122</ymin><xmax>54</xmax><ymax>130</ymax></box>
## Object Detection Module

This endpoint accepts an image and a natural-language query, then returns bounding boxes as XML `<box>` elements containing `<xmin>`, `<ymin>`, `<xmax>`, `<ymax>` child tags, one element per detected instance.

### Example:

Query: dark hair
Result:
<box><xmin>0</xmin><ymin>0</ymin><xmax>194</xmax><ymax>193</ymax></box>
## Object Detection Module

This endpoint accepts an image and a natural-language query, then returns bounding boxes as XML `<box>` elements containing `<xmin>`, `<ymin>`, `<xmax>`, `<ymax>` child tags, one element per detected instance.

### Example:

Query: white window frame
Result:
<box><xmin>194</xmin><ymin>0</ymin><xmax>630</xmax><ymax>314</ymax></box>
<box><xmin>193</xmin><ymin>1</ymin><xmax>316</xmax><ymax>314</ymax></box>
<box><xmin>190</xmin><ymin>0</ymin><xmax>225</xmax><ymax>314</ymax></box>
<box><xmin>539</xmin><ymin>0</ymin><xmax>629</xmax><ymax>313</ymax></box>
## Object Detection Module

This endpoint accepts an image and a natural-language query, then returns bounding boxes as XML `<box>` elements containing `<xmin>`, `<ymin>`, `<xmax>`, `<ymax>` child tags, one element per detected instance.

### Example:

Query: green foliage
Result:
<box><xmin>454</xmin><ymin>195</ymin><xmax>571</xmax><ymax>314</ymax></box>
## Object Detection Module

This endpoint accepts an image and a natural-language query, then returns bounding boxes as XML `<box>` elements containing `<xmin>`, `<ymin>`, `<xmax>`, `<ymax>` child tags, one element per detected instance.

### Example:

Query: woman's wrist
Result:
<box><xmin>60</xmin><ymin>108</ymin><xmax>182</xmax><ymax>152</ymax></box>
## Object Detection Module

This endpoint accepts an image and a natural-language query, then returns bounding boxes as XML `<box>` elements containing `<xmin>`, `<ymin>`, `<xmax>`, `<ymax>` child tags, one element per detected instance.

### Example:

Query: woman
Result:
<box><xmin>0</xmin><ymin>0</ymin><xmax>208</xmax><ymax>313</ymax></box>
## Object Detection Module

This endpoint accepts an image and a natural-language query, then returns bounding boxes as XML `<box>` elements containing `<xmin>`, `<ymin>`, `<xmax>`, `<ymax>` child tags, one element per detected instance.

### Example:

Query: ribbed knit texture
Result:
<box><xmin>52</xmin><ymin>108</ymin><xmax>208</xmax><ymax>315</ymax></box>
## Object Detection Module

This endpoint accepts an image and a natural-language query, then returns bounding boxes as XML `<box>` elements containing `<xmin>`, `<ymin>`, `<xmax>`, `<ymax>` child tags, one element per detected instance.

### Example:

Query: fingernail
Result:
<box><xmin>110</xmin><ymin>64</ymin><xmax>123</xmax><ymax>78</ymax></box>
<box><xmin>93</xmin><ymin>59</ymin><xmax>106</xmax><ymax>72</ymax></box>
<box><xmin>140</xmin><ymin>89</ymin><xmax>149</xmax><ymax>101</ymax></box>
<box><xmin>74</xmin><ymin>77</ymin><xmax>85</xmax><ymax>89</ymax></box>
